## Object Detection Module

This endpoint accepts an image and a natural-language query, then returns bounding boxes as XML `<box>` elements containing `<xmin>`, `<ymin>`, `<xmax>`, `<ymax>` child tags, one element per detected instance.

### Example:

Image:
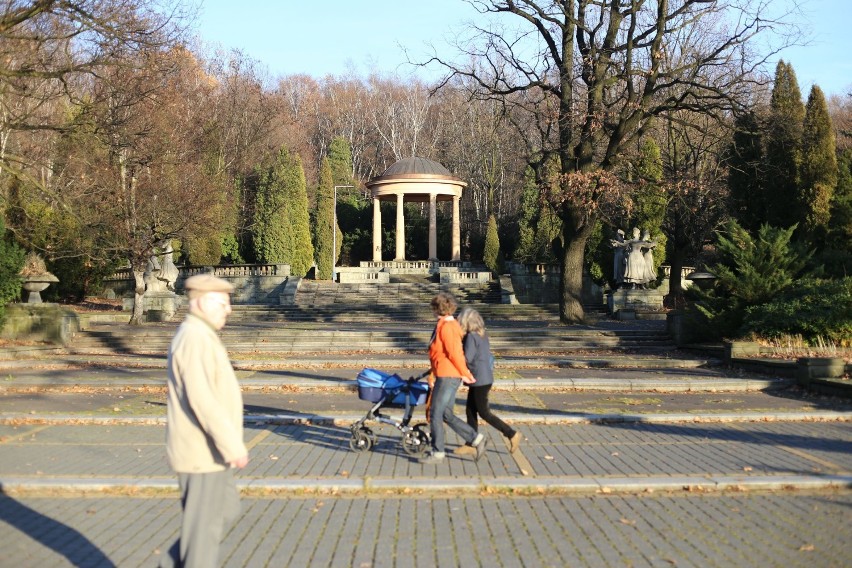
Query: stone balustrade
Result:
<box><xmin>439</xmin><ymin>271</ymin><xmax>492</xmax><ymax>284</ymax></box>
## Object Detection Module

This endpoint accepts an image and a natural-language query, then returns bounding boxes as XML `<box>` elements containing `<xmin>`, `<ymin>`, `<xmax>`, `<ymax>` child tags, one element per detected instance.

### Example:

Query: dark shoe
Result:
<box><xmin>509</xmin><ymin>431</ymin><xmax>522</xmax><ymax>454</ymax></box>
<box><xmin>419</xmin><ymin>451</ymin><xmax>446</xmax><ymax>464</ymax></box>
<box><xmin>473</xmin><ymin>433</ymin><xmax>488</xmax><ymax>462</ymax></box>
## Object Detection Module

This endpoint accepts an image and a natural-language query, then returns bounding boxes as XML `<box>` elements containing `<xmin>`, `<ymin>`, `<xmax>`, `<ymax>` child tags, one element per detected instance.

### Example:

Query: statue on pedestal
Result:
<box><xmin>612</xmin><ymin>227</ymin><xmax>657</xmax><ymax>289</ymax></box>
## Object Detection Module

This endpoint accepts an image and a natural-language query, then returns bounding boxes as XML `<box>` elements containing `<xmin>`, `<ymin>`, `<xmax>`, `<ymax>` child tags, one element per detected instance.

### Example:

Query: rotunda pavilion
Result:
<box><xmin>365</xmin><ymin>157</ymin><xmax>467</xmax><ymax>262</ymax></box>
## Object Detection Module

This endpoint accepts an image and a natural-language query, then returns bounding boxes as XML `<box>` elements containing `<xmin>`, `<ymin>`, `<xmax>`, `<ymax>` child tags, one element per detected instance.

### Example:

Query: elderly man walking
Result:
<box><xmin>160</xmin><ymin>274</ymin><xmax>248</xmax><ymax>568</ymax></box>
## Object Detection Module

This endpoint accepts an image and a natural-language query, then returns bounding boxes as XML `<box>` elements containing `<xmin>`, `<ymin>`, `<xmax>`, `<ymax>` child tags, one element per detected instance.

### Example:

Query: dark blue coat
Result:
<box><xmin>463</xmin><ymin>332</ymin><xmax>493</xmax><ymax>387</ymax></box>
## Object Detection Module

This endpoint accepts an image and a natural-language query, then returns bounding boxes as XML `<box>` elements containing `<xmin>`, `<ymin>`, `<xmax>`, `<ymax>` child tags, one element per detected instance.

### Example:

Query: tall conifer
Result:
<box><xmin>800</xmin><ymin>85</ymin><xmax>838</xmax><ymax>238</ymax></box>
<box><xmin>728</xmin><ymin>110</ymin><xmax>765</xmax><ymax>232</ymax></box>
<box><xmin>483</xmin><ymin>214</ymin><xmax>501</xmax><ymax>273</ymax></box>
<box><xmin>313</xmin><ymin>157</ymin><xmax>336</xmax><ymax>280</ymax></box>
<box><xmin>765</xmin><ymin>61</ymin><xmax>805</xmax><ymax>229</ymax></box>
<box><xmin>254</xmin><ymin>147</ymin><xmax>314</xmax><ymax>276</ymax></box>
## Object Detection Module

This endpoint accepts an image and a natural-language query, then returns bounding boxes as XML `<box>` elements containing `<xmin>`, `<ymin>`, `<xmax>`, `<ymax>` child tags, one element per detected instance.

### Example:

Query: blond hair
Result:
<box><xmin>457</xmin><ymin>307</ymin><xmax>486</xmax><ymax>336</ymax></box>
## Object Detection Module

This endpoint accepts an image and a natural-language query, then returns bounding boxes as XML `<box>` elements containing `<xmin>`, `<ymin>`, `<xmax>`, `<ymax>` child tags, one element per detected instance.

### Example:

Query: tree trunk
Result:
<box><xmin>129</xmin><ymin>268</ymin><xmax>145</xmax><ymax>325</ymax></box>
<box><xmin>667</xmin><ymin>245</ymin><xmax>687</xmax><ymax>309</ymax></box>
<box><xmin>560</xmin><ymin>238</ymin><xmax>586</xmax><ymax>323</ymax></box>
<box><xmin>559</xmin><ymin>210</ymin><xmax>596</xmax><ymax>324</ymax></box>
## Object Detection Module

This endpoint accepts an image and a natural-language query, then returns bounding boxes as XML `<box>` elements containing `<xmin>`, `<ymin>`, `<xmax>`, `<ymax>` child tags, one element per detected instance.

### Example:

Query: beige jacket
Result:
<box><xmin>165</xmin><ymin>313</ymin><xmax>246</xmax><ymax>473</ymax></box>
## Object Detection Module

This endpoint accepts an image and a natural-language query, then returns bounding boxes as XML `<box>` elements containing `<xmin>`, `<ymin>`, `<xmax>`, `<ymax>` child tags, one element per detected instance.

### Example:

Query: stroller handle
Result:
<box><xmin>409</xmin><ymin>370</ymin><xmax>431</xmax><ymax>381</ymax></box>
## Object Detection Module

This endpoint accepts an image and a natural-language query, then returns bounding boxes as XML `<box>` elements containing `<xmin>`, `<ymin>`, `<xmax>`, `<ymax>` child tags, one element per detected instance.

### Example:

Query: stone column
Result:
<box><xmin>395</xmin><ymin>193</ymin><xmax>405</xmax><ymax>261</ymax></box>
<box><xmin>372</xmin><ymin>197</ymin><xmax>382</xmax><ymax>262</ymax></box>
<box><xmin>428</xmin><ymin>193</ymin><xmax>438</xmax><ymax>260</ymax></box>
<box><xmin>451</xmin><ymin>195</ymin><xmax>461</xmax><ymax>261</ymax></box>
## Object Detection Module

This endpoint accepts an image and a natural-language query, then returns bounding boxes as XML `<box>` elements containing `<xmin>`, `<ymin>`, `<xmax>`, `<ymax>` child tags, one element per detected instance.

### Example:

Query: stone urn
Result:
<box><xmin>685</xmin><ymin>270</ymin><xmax>717</xmax><ymax>291</ymax></box>
<box><xmin>21</xmin><ymin>273</ymin><xmax>59</xmax><ymax>303</ymax></box>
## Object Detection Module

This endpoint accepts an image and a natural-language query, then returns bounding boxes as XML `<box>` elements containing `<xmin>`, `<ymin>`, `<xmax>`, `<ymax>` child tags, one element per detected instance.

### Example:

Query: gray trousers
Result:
<box><xmin>160</xmin><ymin>469</ymin><xmax>241</xmax><ymax>568</ymax></box>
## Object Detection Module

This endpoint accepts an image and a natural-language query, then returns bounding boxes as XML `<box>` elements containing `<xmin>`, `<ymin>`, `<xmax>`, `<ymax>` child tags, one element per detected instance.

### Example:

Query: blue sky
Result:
<box><xmin>195</xmin><ymin>0</ymin><xmax>851</xmax><ymax>98</ymax></box>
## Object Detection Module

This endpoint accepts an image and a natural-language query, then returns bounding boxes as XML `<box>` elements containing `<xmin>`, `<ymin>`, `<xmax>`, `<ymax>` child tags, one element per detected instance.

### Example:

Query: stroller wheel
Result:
<box><xmin>349</xmin><ymin>428</ymin><xmax>374</xmax><ymax>453</ymax></box>
<box><xmin>402</xmin><ymin>424</ymin><xmax>430</xmax><ymax>456</ymax></box>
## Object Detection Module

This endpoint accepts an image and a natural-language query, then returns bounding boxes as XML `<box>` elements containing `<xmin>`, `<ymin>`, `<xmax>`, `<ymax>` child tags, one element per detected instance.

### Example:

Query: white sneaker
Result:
<box><xmin>419</xmin><ymin>451</ymin><xmax>446</xmax><ymax>464</ymax></box>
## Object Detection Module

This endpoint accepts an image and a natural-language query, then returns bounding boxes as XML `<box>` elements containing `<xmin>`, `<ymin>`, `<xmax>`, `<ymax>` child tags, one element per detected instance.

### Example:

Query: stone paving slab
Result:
<box><xmin>1</xmin><ymin>422</ymin><xmax>849</xmax><ymax>494</ymax></box>
<box><xmin>0</xmin><ymin>364</ymin><xmax>789</xmax><ymax>392</ymax></box>
<box><xmin>1</xmin><ymin>388</ymin><xmax>849</xmax><ymax>420</ymax></box>
<box><xmin>2</xmin><ymin>492</ymin><xmax>850</xmax><ymax>567</ymax></box>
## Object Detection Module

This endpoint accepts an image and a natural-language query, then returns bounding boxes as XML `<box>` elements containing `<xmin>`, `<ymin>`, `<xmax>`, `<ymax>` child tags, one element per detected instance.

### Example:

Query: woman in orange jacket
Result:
<box><xmin>420</xmin><ymin>292</ymin><xmax>488</xmax><ymax>464</ymax></box>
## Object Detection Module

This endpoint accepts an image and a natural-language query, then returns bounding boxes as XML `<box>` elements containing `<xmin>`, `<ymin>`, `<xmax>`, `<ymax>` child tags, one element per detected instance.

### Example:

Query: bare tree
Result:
<box><xmin>425</xmin><ymin>0</ymin><xmax>802</xmax><ymax>322</ymax></box>
<box><xmin>0</xmin><ymin>0</ymin><xmax>190</xmax><ymax>188</ymax></box>
<box><xmin>59</xmin><ymin>48</ymin><xmax>223</xmax><ymax>324</ymax></box>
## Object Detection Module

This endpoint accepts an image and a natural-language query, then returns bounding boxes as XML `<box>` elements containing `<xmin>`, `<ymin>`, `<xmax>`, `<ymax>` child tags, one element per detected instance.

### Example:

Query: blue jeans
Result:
<box><xmin>429</xmin><ymin>377</ymin><xmax>478</xmax><ymax>453</ymax></box>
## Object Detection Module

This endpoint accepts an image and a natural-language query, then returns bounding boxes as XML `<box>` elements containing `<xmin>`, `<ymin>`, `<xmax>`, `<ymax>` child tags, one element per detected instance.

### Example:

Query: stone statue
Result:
<box><xmin>144</xmin><ymin>241</ymin><xmax>179</xmax><ymax>293</ymax></box>
<box><xmin>609</xmin><ymin>229</ymin><xmax>627</xmax><ymax>286</ymax></box>
<box><xmin>159</xmin><ymin>242</ymin><xmax>179</xmax><ymax>292</ymax></box>
<box><xmin>143</xmin><ymin>252</ymin><xmax>164</xmax><ymax>293</ymax></box>
<box><xmin>613</xmin><ymin>227</ymin><xmax>658</xmax><ymax>289</ymax></box>
<box><xmin>641</xmin><ymin>229</ymin><xmax>657</xmax><ymax>286</ymax></box>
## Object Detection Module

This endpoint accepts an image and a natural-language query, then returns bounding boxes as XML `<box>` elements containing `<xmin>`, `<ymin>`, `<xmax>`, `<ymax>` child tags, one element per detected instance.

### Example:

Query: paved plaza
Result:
<box><xmin>4</xmin><ymin>491</ymin><xmax>851</xmax><ymax>567</ymax></box>
<box><xmin>1</xmin><ymin>317</ymin><xmax>850</xmax><ymax>567</ymax></box>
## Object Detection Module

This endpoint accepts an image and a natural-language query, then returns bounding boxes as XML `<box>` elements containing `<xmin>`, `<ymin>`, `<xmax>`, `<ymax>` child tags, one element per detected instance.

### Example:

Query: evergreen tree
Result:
<box><xmin>831</xmin><ymin>149</ymin><xmax>852</xmax><ymax>241</ymax></box>
<box><xmin>632</xmin><ymin>138</ymin><xmax>667</xmax><ymax>271</ymax></box>
<box><xmin>824</xmin><ymin>148</ymin><xmax>852</xmax><ymax>275</ymax></box>
<box><xmin>514</xmin><ymin>167</ymin><xmax>538</xmax><ymax>262</ymax></box>
<box><xmin>483</xmin><ymin>214</ymin><xmax>501</xmax><ymax>273</ymax></box>
<box><xmin>764</xmin><ymin>60</ymin><xmax>805</xmax><ymax>229</ymax></box>
<box><xmin>253</xmin><ymin>147</ymin><xmax>314</xmax><ymax>276</ymax></box>
<box><xmin>695</xmin><ymin>220</ymin><xmax>814</xmax><ymax>338</ymax></box>
<box><xmin>728</xmin><ymin>110</ymin><xmax>766</xmax><ymax>232</ymax></box>
<box><xmin>0</xmin><ymin>216</ymin><xmax>25</xmax><ymax>325</ymax></box>
<box><xmin>328</xmin><ymin>137</ymin><xmax>356</xmax><ymax>190</ymax></box>
<box><xmin>799</xmin><ymin>85</ymin><xmax>838</xmax><ymax>239</ymax></box>
<box><xmin>328</xmin><ymin>136</ymin><xmax>367</xmax><ymax>265</ymax></box>
<box><xmin>514</xmin><ymin>163</ymin><xmax>561</xmax><ymax>263</ymax></box>
<box><xmin>313</xmin><ymin>157</ymin><xmax>336</xmax><ymax>280</ymax></box>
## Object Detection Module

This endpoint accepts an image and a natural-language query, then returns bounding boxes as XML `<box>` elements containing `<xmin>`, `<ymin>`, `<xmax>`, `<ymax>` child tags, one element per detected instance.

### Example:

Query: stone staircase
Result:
<box><xmin>69</xmin><ymin>304</ymin><xmax>674</xmax><ymax>354</ymax></box>
<box><xmin>69</xmin><ymin>278</ymin><xmax>679</xmax><ymax>361</ymax></box>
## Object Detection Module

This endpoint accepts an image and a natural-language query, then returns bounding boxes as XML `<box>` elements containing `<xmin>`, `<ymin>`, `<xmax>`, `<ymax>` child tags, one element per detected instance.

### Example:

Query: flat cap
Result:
<box><xmin>183</xmin><ymin>273</ymin><xmax>234</xmax><ymax>294</ymax></box>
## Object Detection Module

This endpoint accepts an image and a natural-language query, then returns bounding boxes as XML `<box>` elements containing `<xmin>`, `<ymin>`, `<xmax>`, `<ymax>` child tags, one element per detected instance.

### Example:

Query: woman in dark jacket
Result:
<box><xmin>457</xmin><ymin>307</ymin><xmax>522</xmax><ymax>454</ymax></box>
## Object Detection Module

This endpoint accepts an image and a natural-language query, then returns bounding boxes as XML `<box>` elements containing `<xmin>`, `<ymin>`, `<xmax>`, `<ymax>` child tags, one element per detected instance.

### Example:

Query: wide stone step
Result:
<box><xmin>69</xmin><ymin>324</ymin><xmax>675</xmax><ymax>356</ymax></box>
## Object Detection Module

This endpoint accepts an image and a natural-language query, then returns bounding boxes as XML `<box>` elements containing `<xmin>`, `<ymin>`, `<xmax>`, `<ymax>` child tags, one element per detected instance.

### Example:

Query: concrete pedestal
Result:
<box><xmin>607</xmin><ymin>289</ymin><xmax>664</xmax><ymax>314</ymax></box>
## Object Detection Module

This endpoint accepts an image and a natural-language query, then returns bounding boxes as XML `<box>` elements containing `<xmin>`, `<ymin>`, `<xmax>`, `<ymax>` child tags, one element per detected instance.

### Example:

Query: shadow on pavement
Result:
<box><xmin>0</xmin><ymin>495</ymin><xmax>115</xmax><ymax>567</ymax></box>
<box><xmin>600</xmin><ymin>421</ymin><xmax>852</xmax><ymax>454</ymax></box>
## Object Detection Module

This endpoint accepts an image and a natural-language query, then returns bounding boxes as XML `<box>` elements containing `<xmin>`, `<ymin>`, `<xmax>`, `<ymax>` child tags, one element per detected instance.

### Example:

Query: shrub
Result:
<box><xmin>0</xmin><ymin>218</ymin><xmax>25</xmax><ymax>324</ymax></box>
<box><xmin>690</xmin><ymin>220</ymin><xmax>816</xmax><ymax>339</ymax></box>
<box><xmin>743</xmin><ymin>278</ymin><xmax>852</xmax><ymax>345</ymax></box>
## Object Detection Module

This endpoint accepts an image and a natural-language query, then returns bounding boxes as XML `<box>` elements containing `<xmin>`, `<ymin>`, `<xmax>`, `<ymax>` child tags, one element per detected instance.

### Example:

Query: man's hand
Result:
<box><xmin>230</xmin><ymin>454</ymin><xmax>249</xmax><ymax>469</ymax></box>
<box><xmin>462</xmin><ymin>376</ymin><xmax>476</xmax><ymax>385</ymax></box>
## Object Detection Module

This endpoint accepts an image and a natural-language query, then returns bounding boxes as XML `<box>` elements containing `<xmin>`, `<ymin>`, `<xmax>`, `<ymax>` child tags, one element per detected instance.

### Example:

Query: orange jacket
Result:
<box><xmin>429</xmin><ymin>315</ymin><xmax>474</xmax><ymax>381</ymax></box>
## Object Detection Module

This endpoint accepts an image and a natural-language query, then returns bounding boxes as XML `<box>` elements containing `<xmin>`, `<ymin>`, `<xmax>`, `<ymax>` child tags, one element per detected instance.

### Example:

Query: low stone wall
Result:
<box><xmin>1</xmin><ymin>304</ymin><xmax>80</xmax><ymax>345</ymax></box>
<box><xmin>507</xmin><ymin>262</ymin><xmax>603</xmax><ymax>305</ymax></box>
<box><xmin>101</xmin><ymin>264</ymin><xmax>292</xmax><ymax>305</ymax></box>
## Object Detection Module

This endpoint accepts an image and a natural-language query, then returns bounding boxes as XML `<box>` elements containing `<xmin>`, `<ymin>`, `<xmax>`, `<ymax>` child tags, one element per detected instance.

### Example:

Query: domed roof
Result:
<box><xmin>378</xmin><ymin>157</ymin><xmax>453</xmax><ymax>178</ymax></box>
<box><xmin>366</xmin><ymin>155</ymin><xmax>466</xmax><ymax>202</ymax></box>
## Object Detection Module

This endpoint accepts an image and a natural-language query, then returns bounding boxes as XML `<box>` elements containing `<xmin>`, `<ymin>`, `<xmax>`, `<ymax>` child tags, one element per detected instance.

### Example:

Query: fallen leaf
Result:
<box><xmin>600</xmin><ymin>487</ymin><xmax>612</xmax><ymax>494</ymax></box>
<box><xmin>798</xmin><ymin>544</ymin><xmax>815</xmax><ymax>552</ymax></box>
<box><xmin>620</xmin><ymin>518</ymin><xmax>636</xmax><ymax>525</ymax></box>
<box><xmin>544</xmin><ymin>455</ymin><xmax>554</xmax><ymax>460</ymax></box>
<box><xmin>743</xmin><ymin>466</ymin><xmax>753</xmax><ymax>472</ymax></box>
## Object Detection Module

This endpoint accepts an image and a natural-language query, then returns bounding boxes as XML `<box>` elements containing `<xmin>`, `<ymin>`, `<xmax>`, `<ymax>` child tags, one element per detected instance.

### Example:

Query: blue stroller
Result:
<box><xmin>350</xmin><ymin>368</ymin><xmax>431</xmax><ymax>455</ymax></box>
